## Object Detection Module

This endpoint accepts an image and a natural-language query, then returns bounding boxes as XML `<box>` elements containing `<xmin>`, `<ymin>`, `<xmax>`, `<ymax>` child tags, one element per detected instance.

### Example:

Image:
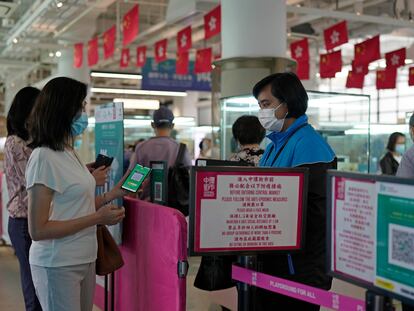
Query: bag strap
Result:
<box><xmin>264</xmin><ymin>123</ymin><xmax>308</xmax><ymax>167</ymax></box>
<box><xmin>174</xmin><ymin>143</ymin><xmax>186</xmax><ymax>166</ymax></box>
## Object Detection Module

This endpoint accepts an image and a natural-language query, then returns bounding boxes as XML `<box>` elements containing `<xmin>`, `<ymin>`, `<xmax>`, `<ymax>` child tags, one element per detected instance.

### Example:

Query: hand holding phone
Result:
<box><xmin>121</xmin><ymin>164</ymin><xmax>151</xmax><ymax>192</ymax></box>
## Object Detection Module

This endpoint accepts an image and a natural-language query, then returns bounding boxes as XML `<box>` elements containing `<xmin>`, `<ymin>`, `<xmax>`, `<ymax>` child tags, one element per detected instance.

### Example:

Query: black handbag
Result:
<box><xmin>194</xmin><ymin>255</ymin><xmax>237</xmax><ymax>291</ymax></box>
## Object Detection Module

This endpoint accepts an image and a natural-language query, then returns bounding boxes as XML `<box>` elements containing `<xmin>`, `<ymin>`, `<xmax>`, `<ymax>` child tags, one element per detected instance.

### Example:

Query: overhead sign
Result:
<box><xmin>141</xmin><ymin>57</ymin><xmax>211</xmax><ymax>92</ymax></box>
<box><xmin>189</xmin><ymin>166</ymin><xmax>308</xmax><ymax>256</ymax></box>
<box><xmin>328</xmin><ymin>171</ymin><xmax>414</xmax><ymax>304</ymax></box>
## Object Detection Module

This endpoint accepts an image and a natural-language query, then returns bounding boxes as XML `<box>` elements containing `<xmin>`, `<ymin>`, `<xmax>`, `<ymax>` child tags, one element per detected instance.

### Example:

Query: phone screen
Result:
<box><xmin>121</xmin><ymin>164</ymin><xmax>151</xmax><ymax>192</ymax></box>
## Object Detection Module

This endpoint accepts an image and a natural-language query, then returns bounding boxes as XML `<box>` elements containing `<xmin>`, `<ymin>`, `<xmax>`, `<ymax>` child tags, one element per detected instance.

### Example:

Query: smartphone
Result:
<box><xmin>121</xmin><ymin>164</ymin><xmax>151</xmax><ymax>192</ymax></box>
<box><xmin>92</xmin><ymin>154</ymin><xmax>114</xmax><ymax>169</ymax></box>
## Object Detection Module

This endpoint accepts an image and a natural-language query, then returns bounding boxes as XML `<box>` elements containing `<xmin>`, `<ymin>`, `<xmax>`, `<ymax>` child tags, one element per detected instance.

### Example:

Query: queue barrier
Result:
<box><xmin>94</xmin><ymin>197</ymin><xmax>188</xmax><ymax>311</ymax></box>
<box><xmin>232</xmin><ymin>265</ymin><xmax>366</xmax><ymax>311</ymax></box>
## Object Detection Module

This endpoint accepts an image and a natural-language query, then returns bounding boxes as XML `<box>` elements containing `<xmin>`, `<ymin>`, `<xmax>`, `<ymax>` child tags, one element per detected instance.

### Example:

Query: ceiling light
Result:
<box><xmin>49</xmin><ymin>52</ymin><xmax>54</xmax><ymax>57</ymax></box>
<box><xmin>91</xmin><ymin>87</ymin><xmax>187</xmax><ymax>97</ymax></box>
<box><xmin>113</xmin><ymin>98</ymin><xmax>160</xmax><ymax>110</ymax></box>
<box><xmin>55</xmin><ymin>51</ymin><xmax>61</xmax><ymax>57</ymax></box>
<box><xmin>405</xmin><ymin>59</ymin><xmax>413</xmax><ymax>65</ymax></box>
<box><xmin>56</xmin><ymin>2</ymin><xmax>63</xmax><ymax>8</ymax></box>
<box><xmin>90</xmin><ymin>71</ymin><xmax>142</xmax><ymax>80</ymax></box>
<box><xmin>12</xmin><ymin>38</ymin><xmax>18</xmax><ymax>44</ymax></box>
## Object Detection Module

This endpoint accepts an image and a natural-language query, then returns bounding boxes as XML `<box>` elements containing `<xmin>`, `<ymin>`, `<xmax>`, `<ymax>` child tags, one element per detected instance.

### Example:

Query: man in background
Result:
<box><xmin>396</xmin><ymin>113</ymin><xmax>414</xmax><ymax>178</ymax></box>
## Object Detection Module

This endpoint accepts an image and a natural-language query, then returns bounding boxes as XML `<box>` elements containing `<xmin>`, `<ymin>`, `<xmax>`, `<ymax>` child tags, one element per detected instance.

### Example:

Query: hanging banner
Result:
<box><xmin>141</xmin><ymin>57</ymin><xmax>211</xmax><ymax>92</ymax></box>
<box><xmin>95</xmin><ymin>102</ymin><xmax>124</xmax><ymax>244</ymax></box>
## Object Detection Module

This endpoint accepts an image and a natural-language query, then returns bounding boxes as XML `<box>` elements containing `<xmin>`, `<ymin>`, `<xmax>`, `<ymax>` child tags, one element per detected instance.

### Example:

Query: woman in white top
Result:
<box><xmin>26</xmin><ymin>77</ymin><xmax>126</xmax><ymax>311</ymax></box>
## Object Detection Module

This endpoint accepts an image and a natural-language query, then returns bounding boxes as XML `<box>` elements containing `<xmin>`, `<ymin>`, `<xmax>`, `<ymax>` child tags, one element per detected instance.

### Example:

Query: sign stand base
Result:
<box><xmin>237</xmin><ymin>255</ymin><xmax>257</xmax><ymax>311</ymax></box>
<box><xmin>366</xmin><ymin>290</ymin><xmax>393</xmax><ymax>311</ymax></box>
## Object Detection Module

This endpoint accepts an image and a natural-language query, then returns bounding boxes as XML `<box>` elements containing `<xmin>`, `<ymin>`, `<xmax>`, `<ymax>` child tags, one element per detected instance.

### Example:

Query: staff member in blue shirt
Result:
<box><xmin>254</xmin><ymin>72</ymin><xmax>337</xmax><ymax>310</ymax></box>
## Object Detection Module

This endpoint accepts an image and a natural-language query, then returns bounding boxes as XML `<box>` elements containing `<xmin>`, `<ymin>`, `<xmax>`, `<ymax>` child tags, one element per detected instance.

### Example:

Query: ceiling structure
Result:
<box><xmin>1</xmin><ymin>0</ymin><xmax>414</xmax><ymax>99</ymax></box>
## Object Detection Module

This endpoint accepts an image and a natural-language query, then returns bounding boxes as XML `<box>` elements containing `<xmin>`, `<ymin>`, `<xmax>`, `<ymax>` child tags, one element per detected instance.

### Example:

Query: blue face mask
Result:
<box><xmin>395</xmin><ymin>143</ymin><xmax>405</xmax><ymax>155</ymax></box>
<box><xmin>71</xmin><ymin>112</ymin><xmax>88</xmax><ymax>136</ymax></box>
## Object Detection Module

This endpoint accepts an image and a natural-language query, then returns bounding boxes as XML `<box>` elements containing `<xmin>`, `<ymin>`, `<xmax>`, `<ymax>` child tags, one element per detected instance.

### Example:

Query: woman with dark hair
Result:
<box><xmin>252</xmin><ymin>72</ymin><xmax>336</xmax><ymax>310</ymax></box>
<box><xmin>230</xmin><ymin>115</ymin><xmax>266</xmax><ymax>166</ymax></box>
<box><xmin>380</xmin><ymin>132</ymin><xmax>406</xmax><ymax>175</ymax></box>
<box><xmin>5</xmin><ymin>86</ymin><xmax>42</xmax><ymax>311</ymax></box>
<box><xmin>26</xmin><ymin>77</ymin><xmax>127</xmax><ymax>311</ymax></box>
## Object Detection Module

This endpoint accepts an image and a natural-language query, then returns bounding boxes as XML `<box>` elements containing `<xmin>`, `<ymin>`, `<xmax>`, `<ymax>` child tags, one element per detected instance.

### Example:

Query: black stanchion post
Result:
<box><xmin>365</xmin><ymin>290</ymin><xmax>393</xmax><ymax>311</ymax></box>
<box><xmin>237</xmin><ymin>255</ymin><xmax>257</xmax><ymax>311</ymax></box>
<box><xmin>104</xmin><ymin>275</ymin><xmax>108</xmax><ymax>311</ymax></box>
<box><xmin>111</xmin><ymin>272</ymin><xmax>115</xmax><ymax>311</ymax></box>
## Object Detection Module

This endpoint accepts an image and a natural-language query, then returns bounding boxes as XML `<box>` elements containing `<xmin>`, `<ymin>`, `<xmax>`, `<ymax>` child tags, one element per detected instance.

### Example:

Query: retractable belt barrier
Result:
<box><xmin>232</xmin><ymin>265</ymin><xmax>366</xmax><ymax>311</ymax></box>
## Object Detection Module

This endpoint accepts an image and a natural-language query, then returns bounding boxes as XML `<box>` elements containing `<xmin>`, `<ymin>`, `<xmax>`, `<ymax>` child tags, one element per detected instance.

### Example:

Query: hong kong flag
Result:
<box><xmin>73</xmin><ymin>43</ymin><xmax>83</xmax><ymax>68</ymax></box>
<box><xmin>177</xmin><ymin>26</ymin><xmax>192</xmax><ymax>53</ymax></box>
<box><xmin>376</xmin><ymin>68</ymin><xmax>397</xmax><ymax>90</ymax></box>
<box><xmin>87</xmin><ymin>37</ymin><xmax>99</xmax><ymax>67</ymax></box>
<box><xmin>296</xmin><ymin>60</ymin><xmax>309</xmax><ymax>80</ymax></box>
<box><xmin>204</xmin><ymin>5</ymin><xmax>221</xmax><ymax>40</ymax></box>
<box><xmin>136</xmin><ymin>46</ymin><xmax>146</xmax><ymax>67</ymax></box>
<box><xmin>120</xmin><ymin>48</ymin><xmax>130</xmax><ymax>68</ymax></box>
<box><xmin>319</xmin><ymin>50</ymin><xmax>342</xmax><ymax>78</ymax></box>
<box><xmin>154</xmin><ymin>39</ymin><xmax>168</xmax><ymax>63</ymax></box>
<box><xmin>176</xmin><ymin>52</ymin><xmax>189</xmax><ymax>75</ymax></box>
<box><xmin>103</xmin><ymin>25</ymin><xmax>116</xmax><ymax>59</ymax></box>
<box><xmin>290</xmin><ymin>38</ymin><xmax>309</xmax><ymax>62</ymax></box>
<box><xmin>324</xmin><ymin>21</ymin><xmax>348</xmax><ymax>51</ymax></box>
<box><xmin>409</xmin><ymin>67</ymin><xmax>414</xmax><ymax>86</ymax></box>
<box><xmin>123</xmin><ymin>4</ymin><xmax>139</xmax><ymax>46</ymax></box>
<box><xmin>346</xmin><ymin>71</ymin><xmax>365</xmax><ymax>89</ymax></box>
<box><xmin>385</xmin><ymin>48</ymin><xmax>406</xmax><ymax>68</ymax></box>
<box><xmin>354</xmin><ymin>35</ymin><xmax>380</xmax><ymax>65</ymax></box>
<box><xmin>351</xmin><ymin>60</ymin><xmax>369</xmax><ymax>75</ymax></box>
<box><xmin>195</xmin><ymin>47</ymin><xmax>212</xmax><ymax>73</ymax></box>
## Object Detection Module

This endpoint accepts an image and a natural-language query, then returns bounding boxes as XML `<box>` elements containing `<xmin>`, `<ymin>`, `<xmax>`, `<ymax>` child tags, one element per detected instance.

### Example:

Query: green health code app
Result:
<box><xmin>122</xmin><ymin>164</ymin><xmax>151</xmax><ymax>192</ymax></box>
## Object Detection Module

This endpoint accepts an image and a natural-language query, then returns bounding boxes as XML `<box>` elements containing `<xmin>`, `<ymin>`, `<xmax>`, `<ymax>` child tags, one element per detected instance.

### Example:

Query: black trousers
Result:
<box><xmin>255</xmin><ymin>287</ymin><xmax>320</xmax><ymax>311</ymax></box>
<box><xmin>8</xmin><ymin>217</ymin><xmax>42</xmax><ymax>311</ymax></box>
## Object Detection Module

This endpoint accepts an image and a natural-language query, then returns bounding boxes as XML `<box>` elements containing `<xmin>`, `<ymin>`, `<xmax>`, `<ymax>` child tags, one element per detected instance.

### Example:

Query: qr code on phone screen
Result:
<box><xmin>154</xmin><ymin>182</ymin><xmax>162</xmax><ymax>201</ymax></box>
<box><xmin>389</xmin><ymin>223</ymin><xmax>414</xmax><ymax>270</ymax></box>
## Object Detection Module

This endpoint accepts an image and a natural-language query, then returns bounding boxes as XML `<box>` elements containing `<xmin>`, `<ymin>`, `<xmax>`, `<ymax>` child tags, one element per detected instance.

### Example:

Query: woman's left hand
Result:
<box><xmin>110</xmin><ymin>169</ymin><xmax>132</xmax><ymax>199</ymax></box>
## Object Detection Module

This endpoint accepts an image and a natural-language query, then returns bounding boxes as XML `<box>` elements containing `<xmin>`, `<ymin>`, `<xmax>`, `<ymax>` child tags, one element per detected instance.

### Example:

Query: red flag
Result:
<box><xmin>346</xmin><ymin>71</ymin><xmax>365</xmax><ymax>89</ymax></box>
<box><xmin>204</xmin><ymin>5</ymin><xmax>221</xmax><ymax>40</ymax></box>
<box><xmin>123</xmin><ymin>4</ymin><xmax>139</xmax><ymax>46</ymax></box>
<box><xmin>409</xmin><ymin>67</ymin><xmax>414</xmax><ymax>86</ymax></box>
<box><xmin>154</xmin><ymin>39</ymin><xmax>168</xmax><ymax>63</ymax></box>
<box><xmin>351</xmin><ymin>60</ymin><xmax>369</xmax><ymax>75</ymax></box>
<box><xmin>376</xmin><ymin>68</ymin><xmax>397</xmax><ymax>89</ymax></box>
<box><xmin>176</xmin><ymin>52</ymin><xmax>189</xmax><ymax>75</ymax></box>
<box><xmin>324</xmin><ymin>21</ymin><xmax>348</xmax><ymax>51</ymax></box>
<box><xmin>195</xmin><ymin>47</ymin><xmax>212</xmax><ymax>73</ymax></box>
<box><xmin>296</xmin><ymin>61</ymin><xmax>309</xmax><ymax>80</ymax></box>
<box><xmin>177</xmin><ymin>26</ymin><xmax>192</xmax><ymax>53</ymax></box>
<box><xmin>73</xmin><ymin>43</ymin><xmax>83</xmax><ymax>68</ymax></box>
<box><xmin>136</xmin><ymin>46</ymin><xmax>146</xmax><ymax>67</ymax></box>
<box><xmin>103</xmin><ymin>25</ymin><xmax>116</xmax><ymax>59</ymax></box>
<box><xmin>290</xmin><ymin>38</ymin><xmax>309</xmax><ymax>62</ymax></box>
<box><xmin>354</xmin><ymin>35</ymin><xmax>380</xmax><ymax>65</ymax></box>
<box><xmin>120</xmin><ymin>48</ymin><xmax>130</xmax><ymax>68</ymax></box>
<box><xmin>386</xmin><ymin>48</ymin><xmax>406</xmax><ymax>68</ymax></box>
<box><xmin>87</xmin><ymin>37</ymin><xmax>99</xmax><ymax>67</ymax></box>
<box><xmin>319</xmin><ymin>50</ymin><xmax>342</xmax><ymax>78</ymax></box>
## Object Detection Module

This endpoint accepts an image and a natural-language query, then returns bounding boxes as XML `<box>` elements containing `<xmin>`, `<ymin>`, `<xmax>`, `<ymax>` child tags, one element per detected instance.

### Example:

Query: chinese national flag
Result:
<box><xmin>103</xmin><ymin>25</ymin><xmax>116</xmax><ymax>59</ymax></box>
<box><xmin>73</xmin><ymin>43</ymin><xmax>83</xmax><ymax>68</ymax></box>
<box><xmin>290</xmin><ymin>38</ymin><xmax>309</xmax><ymax>62</ymax></box>
<box><xmin>136</xmin><ymin>46</ymin><xmax>146</xmax><ymax>67</ymax></box>
<box><xmin>204</xmin><ymin>5</ymin><xmax>221</xmax><ymax>40</ymax></box>
<box><xmin>346</xmin><ymin>71</ymin><xmax>365</xmax><ymax>89</ymax></box>
<box><xmin>296</xmin><ymin>60</ymin><xmax>309</xmax><ymax>80</ymax></box>
<box><xmin>123</xmin><ymin>4</ymin><xmax>139</xmax><ymax>46</ymax></box>
<box><xmin>323</xmin><ymin>21</ymin><xmax>348</xmax><ymax>51</ymax></box>
<box><xmin>319</xmin><ymin>50</ymin><xmax>342</xmax><ymax>78</ymax></box>
<box><xmin>87</xmin><ymin>37</ymin><xmax>99</xmax><ymax>67</ymax></box>
<box><xmin>176</xmin><ymin>52</ymin><xmax>189</xmax><ymax>75</ymax></box>
<box><xmin>354</xmin><ymin>35</ymin><xmax>380</xmax><ymax>65</ymax></box>
<box><xmin>376</xmin><ymin>68</ymin><xmax>397</xmax><ymax>90</ymax></box>
<box><xmin>385</xmin><ymin>48</ymin><xmax>406</xmax><ymax>68</ymax></box>
<box><xmin>154</xmin><ymin>39</ymin><xmax>168</xmax><ymax>63</ymax></box>
<box><xmin>409</xmin><ymin>67</ymin><xmax>414</xmax><ymax>86</ymax></box>
<box><xmin>351</xmin><ymin>60</ymin><xmax>369</xmax><ymax>75</ymax></box>
<box><xmin>195</xmin><ymin>47</ymin><xmax>212</xmax><ymax>73</ymax></box>
<box><xmin>120</xmin><ymin>48</ymin><xmax>130</xmax><ymax>68</ymax></box>
<box><xmin>177</xmin><ymin>26</ymin><xmax>192</xmax><ymax>53</ymax></box>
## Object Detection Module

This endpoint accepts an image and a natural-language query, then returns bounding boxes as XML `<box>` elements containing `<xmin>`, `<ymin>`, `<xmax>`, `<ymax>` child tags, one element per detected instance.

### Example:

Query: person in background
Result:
<box><xmin>229</xmin><ymin>115</ymin><xmax>266</xmax><ymax>166</ymax></box>
<box><xmin>26</xmin><ymin>77</ymin><xmax>127</xmax><ymax>311</ymax></box>
<box><xmin>253</xmin><ymin>72</ymin><xmax>336</xmax><ymax>310</ymax></box>
<box><xmin>199</xmin><ymin>137</ymin><xmax>213</xmax><ymax>158</ymax></box>
<box><xmin>379</xmin><ymin>132</ymin><xmax>406</xmax><ymax>175</ymax></box>
<box><xmin>4</xmin><ymin>86</ymin><xmax>42</xmax><ymax>311</ymax></box>
<box><xmin>397</xmin><ymin>114</ymin><xmax>414</xmax><ymax>179</ymax></box>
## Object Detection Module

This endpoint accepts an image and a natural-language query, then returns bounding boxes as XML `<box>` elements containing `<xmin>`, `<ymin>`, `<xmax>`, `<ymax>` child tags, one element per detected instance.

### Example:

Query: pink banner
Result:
<box><xmin>232</xmin><ymin>265</ymin><xmax>365</xmax><ymax>311</ymax></box>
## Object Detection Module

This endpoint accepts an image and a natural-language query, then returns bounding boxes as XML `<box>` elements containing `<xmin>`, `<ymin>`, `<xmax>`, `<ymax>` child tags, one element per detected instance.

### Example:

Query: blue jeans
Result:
<box><xmin>8</xmin><ymin>217</ymin><xmax>42</xmax><ymax>311</ymax></box>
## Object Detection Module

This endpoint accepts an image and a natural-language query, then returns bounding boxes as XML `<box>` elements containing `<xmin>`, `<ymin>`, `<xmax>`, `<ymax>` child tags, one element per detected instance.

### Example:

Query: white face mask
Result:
<box><xmin>258</xmin><ymin>104</ymin><xmax>286</xmax><ymax>132</ymax></box>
